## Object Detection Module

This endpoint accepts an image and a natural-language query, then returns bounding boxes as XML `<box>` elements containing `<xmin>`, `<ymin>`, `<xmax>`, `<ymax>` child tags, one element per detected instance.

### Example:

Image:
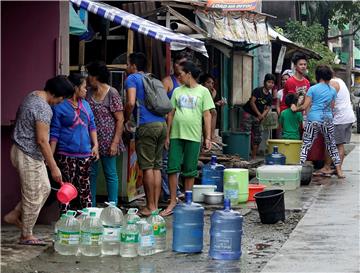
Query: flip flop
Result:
<box><xmin>137</xmin><ymin>210</ymin><xmax>151</xmax><ymax>218</ymax></box>
<box><xmin>160</xmin><ymin>208</ymin><xmax>173</xmax><ymax>217</ymax></box>
<box><xmin>337</xmin><ymin>174</ymin><xmax>346</xmax><ymax>179</ymax></box>
<box><xmin>19</xmin><ymin>239</ymin><xmax>47</xmax><ymax>246</ymax></box>
<box><xmin>313</xmin><ymin>171</ymin><xmax>331</xmax><ymax>177</ymax></box>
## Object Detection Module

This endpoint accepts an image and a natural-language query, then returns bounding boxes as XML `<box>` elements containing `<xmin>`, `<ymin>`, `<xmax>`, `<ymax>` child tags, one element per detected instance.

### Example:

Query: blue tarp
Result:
<box><xmin>69</xmin><ymin>0</ymin><xmax>208</xmax><ymax>57</ymax></box>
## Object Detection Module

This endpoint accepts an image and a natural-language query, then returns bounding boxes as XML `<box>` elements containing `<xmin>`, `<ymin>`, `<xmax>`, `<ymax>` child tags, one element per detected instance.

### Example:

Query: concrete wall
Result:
<box><xmin>1</xmin><ymin>1</ymin><xmax>60</xmax><ymax>222</ymax></box>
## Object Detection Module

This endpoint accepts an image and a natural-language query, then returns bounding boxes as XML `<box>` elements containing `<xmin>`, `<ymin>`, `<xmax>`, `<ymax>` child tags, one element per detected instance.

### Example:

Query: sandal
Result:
<box><xmin>313</xmin><ymin>171</ymin><xmax>332</xmax><ymax>177</ymax></box>
<box><xmin>160</xmin><ymin>208</ymin><xmax>173</xmax><ymax>217</ymax></box>
<box><xmin>19</xmin><ymin>239</ymin><xmax>47</xmax><ymax>246</ymax></box>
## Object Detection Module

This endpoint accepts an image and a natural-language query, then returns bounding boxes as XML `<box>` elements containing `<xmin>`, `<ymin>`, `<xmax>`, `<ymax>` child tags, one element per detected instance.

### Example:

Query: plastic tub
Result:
<box><xmin>222</xmin><ymin>132</ymin><xmax>251</xmax><ymax>161</ymax></box>
<box><xmin>192</xmin><ymin>185</ymin><xmax>217</xmax><ymax>202</ymax></box>
<box><xmin>256</xmin><ymin>165</ymin><xmax>301</xmax><ymax>190</ymax></box>
<box><xmin>248</xmin><ymin>184</ymin><xmax>266</xmax><ymax>201</ymax></box>
<box><xmin>267</xmin><ymin>139</ymin><xmax>302</xmax><ymax>165</ymax></box>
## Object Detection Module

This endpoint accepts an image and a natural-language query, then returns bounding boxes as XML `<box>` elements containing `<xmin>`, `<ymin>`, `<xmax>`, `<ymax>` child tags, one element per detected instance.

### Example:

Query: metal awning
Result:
<box><xmin>70</xmin><ymin>0</ymin><xmax>208</xmax><ymax>57</ymax></box>
<box><xmin>268</xmin><ymin>25</ymin><xmax>321</xmax><ymax>60</ymax></box>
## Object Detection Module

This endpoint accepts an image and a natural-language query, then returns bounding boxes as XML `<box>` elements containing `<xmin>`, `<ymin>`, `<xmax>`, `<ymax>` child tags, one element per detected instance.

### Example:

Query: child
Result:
<box><xmin>279</xmin><ymin>94</ymin><xmax>303</xmax><ymax>140</ymax></box>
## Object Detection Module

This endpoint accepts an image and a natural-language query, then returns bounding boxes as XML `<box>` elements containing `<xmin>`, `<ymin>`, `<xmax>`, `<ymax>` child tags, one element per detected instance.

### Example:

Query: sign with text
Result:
<box><xmin>207</xmin><ymin>0</ymin><xmax>258</xmax><ymax>10</ymax></box>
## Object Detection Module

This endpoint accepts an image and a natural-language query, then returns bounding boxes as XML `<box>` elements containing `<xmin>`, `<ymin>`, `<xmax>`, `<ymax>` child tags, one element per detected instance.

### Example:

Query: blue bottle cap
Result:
<box><xmin>224</xmin><ymin>198</ymin><xmax>231</xmax><ymax>210</ymax></box>
<box><xmin>185</xmin><ymin>191</ymin><xmax>192</xmax><ymax>204</ymax></box>
<box><xmin>211</xmin><ymin>155</ymin><xmax>217</xmax><ymax>164</ymax></box>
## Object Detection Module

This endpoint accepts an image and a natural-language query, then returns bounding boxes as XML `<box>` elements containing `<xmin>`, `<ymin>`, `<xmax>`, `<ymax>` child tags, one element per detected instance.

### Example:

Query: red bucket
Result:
<box><xmin>57</xmin><ymin>182</ymin><xmax>78</xmax><ymax>204</ymax></box>
<box><xmin>248</xmin><ymin>184</ymin><xmax>266</xmax><ymax>201</ymax></box>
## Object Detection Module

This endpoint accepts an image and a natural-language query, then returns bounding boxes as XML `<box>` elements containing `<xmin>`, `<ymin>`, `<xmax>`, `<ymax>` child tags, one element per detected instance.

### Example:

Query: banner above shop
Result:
<box><xmin>70</xmin><ymin>0</ymin><xmax>208</xmax><ymax>57</ymax></box>
<box><xmin>207</xmin><ymin>0</ymin><xmax>258</xmax><ymax>10</ymax></box>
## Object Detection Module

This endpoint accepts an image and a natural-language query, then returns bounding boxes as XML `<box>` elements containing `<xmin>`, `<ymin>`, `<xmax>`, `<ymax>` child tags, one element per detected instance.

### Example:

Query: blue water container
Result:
<box><xmin>173</xmin><ymin>191</ymin><xmax>204</xmax><ymax>253</ymax></box>
<box><xmin>202</xmin><ymin>155</ymin><xmax>225</xmax><ymax>192</ymax></box>
<box><xmin>209</xmin><ymin>199</ymin><xmax>243</xmax><ymax>260</ymax></box>
<box><xmin>265</xmin><ymin>146</ymin><xmax>286</xmax><ymax>165</ymax></box>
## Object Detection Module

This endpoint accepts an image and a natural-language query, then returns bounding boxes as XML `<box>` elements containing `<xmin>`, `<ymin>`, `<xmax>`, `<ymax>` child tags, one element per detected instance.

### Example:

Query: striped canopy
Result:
<box><xmin>70</xmin><ymin>0</ymin><xmax>208</xmax><ymax>57</ymax></box>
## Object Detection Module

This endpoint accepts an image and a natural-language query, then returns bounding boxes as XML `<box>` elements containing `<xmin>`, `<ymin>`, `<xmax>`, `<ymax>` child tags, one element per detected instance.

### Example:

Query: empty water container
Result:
<box><xmin>173</xmin><ymin>191</ymin><xmax>204</xmax><ymax>253</ymax></box>
<box><xmin>202</xmin><ymin>155</ymin><xmax>225</xmax><ymax>192</ymax></box>
<box><xmin>265</xmin><ymin>146</ymin><xmax>286</xmax><ymax>165</ymax></box>
<box><xmin>209</xmin><ymin>199</ymin><xmax>243</xmax><ymax>260</ymax></box>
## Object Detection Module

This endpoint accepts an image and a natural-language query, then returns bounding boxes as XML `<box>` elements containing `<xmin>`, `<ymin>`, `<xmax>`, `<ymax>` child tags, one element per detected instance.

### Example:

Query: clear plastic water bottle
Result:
<box><xmin>137</xmin><ymin>220</ymin><xmax>155</xmax><ymax>256</ymax></box>
<box><xmin>55</xmin><ymin>210</ymin><xmax>80</xmax><ymax>255</ymax></box>
<box><xmin>54</xmin><ymin>214</ymin><xmax>65</xmax><ymax>251</ymax></box>
<box><xmin>125</xmin><ymin>208</ymin><xmax>141</xmax><ymax>224</ymax></box>
<box><xmin>120</xmin><ymin>220</ymin><xmax>139</xmax><ymax>257</ymax></box>
<box><xmin>202</xmin><ymin>155</ymin><xmax>225</xmax><ymax>191</ymax></box>
<box><xmin>76</xmin><ymin>208</ymin><xmax>89</xmax><ymax>226</ymax></box>
<box><xmin>147</xmin><ymin>210</ymin><xmax>166</xmax><ymax>253</ymax></box>
<box><xmin>80</xmin><ymin>211</ymin><xmax>103</xmax><ymax>256</ymax></box>
<box><xmin>223</xmin><ymin>174</ymin><xmax>239</xmax><ymax>205</ymax></box>
<box><xmin>100</xmin><ymin>202</ymin><xmax>124</xmax><ymax>256</ymax></box>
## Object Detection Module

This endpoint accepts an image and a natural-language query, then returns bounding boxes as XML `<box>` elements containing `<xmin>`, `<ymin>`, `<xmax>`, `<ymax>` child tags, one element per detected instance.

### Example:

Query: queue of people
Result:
<box><xmin>4</xmin><ymin>51</ymin><xmax>355</xmax><ymax>245</ymax></box>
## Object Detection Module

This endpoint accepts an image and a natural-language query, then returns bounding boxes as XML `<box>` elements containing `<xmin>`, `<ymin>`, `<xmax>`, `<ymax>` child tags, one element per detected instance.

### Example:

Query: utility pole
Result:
<box><xmin>346</xmin><ymin>23</ymin><xmax>354</xmax><ymax>89</ymax></box>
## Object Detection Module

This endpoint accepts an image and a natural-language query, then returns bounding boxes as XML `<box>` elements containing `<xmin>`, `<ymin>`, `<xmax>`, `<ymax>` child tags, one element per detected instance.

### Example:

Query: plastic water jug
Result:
<box><xmin>55</xmin><ymin>210</ymin><xmax>80</xmax><ymax>255</ymax></box>
<box><xmin>137</xmin><ymin>220</ymin><xmax>155</xmax><ymax>256</ymax></box>
<box><xmin>120</xmin><ymin>220</ymin><xmax>139</xmax><ymax>257</ymax></box>
<box><xmin>223</xmin><ymin>169</ymin><xmax>249</xmax><ymax>203</ymax></box>
<box><xmin>209</xmin><ymin>199</ymin><xmax>243</xmax><ymax>260</ymax></box>
<box><xmin>80</xmin><ymin>212</ymin><xmax>103</xmax><ymax>256</ymax></box>
<box><xmin>202</xmin><ymin>155</ymin><xmax>225</xmax><ymax>191</ymax></box>
<box><xmin>125</xmin><ymin>208</ymin><xmax>141</xmax><ymax>224</ymax></box>
<box><xmin>147</xmin><ymin>210</ymin><xmax>166</xmax><ymax>253</ymax></box>
<box><xmin>76</xmin><ymin>208</ymin><xmax>89</xmax><ymax>225</ymax></box>
<box><xmin>265</xmin><ymin>146</ymin><xmax>286</xmax><ymax>165</ymax></box>
<box><xmin>100</xmin><ymin>202</ymin><xmax>124</xmax><ymax>256</ymax></box>
<box><xmin>173</xmin><ymin>191</ymin><xmax>204</xmax><ymax>253</ymax></box>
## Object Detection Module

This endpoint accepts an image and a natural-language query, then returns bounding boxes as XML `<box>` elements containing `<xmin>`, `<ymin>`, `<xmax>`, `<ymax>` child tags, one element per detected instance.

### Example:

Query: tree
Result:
<box><xmin>281</xmin><ymin>20</ymin><xmax>337</xmax><ymax>83</ymax></box>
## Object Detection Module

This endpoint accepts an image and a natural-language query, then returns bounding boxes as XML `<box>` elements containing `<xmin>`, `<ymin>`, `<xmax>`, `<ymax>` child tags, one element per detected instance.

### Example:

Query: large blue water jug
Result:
<box><xmin>265</xmin><ymin>146</ymin><xmax>286</xmax><ymax>165</ymax></box>
<box><xmin>202</xmin><ymin>155</ymin><xmax>225</xmax><ymax>192</ymax></box>
<box><xmin>173</xmin><ymin>191</ymin><xmax>204</xmax><ymax>253</ymax></box>
<box><xmin>209</xmin><ymin>199</ymin><xmax>243</xmax><ymax>260</ymax></box>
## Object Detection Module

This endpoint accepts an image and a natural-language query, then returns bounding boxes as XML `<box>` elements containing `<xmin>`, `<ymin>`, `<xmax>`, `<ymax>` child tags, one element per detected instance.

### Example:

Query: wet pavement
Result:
<box><xmin>2</xmin><ymin>136</ymin><xmax>359</xmax><ymax>273</ymax></box>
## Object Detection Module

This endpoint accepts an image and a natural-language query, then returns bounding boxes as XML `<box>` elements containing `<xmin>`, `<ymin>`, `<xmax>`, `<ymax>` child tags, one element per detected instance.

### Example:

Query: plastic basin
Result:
<box><xmin>267</xmin><ymin>139</ymin><xmax>302</xmax><ymax>165</ymax></box>
<box><xmin>248</xmin><ymin>184</ymin><xmax>266</xmax><ymax>201</ymax></box>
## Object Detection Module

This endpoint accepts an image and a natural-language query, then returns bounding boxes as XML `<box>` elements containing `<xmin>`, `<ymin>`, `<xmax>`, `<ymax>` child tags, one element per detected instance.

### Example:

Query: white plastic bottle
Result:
<box><xmin>80</xmin><ymin>212</ymin><xmax>103</xmax><ymax>256</ymax></box>
<box><xmin>137</xmin><ymin>220</ymin><xmax>155</xmax><ymax>256</ymax></box>
<box><xmin>125</xmin><ymin>208</ymin><xmax>141</xmax><ymax>224</ymax></box>
<box><xmin>120</xmin><ymin>220</ymin><xmax>139</xmax><ymax>257</ymax></box>
<box><xmin>100</xmin><ymin>202</ymin><xmax>124</xmax><ymax>256</ymax></box>
<box><xmin>147</xmin><ymin>210</ymin><xmax>166</xmax><ymax>253</ymax></box>
<box><xmin>55</xmin><ymin>210</ymin><xmax>80</xmax><ymax>255</ymax></box>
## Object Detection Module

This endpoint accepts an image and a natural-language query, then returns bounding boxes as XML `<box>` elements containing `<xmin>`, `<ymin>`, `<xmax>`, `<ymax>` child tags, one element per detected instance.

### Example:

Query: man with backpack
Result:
<box><xmin>124</xmin><ymin>52</ymin><xmax>168</xmax><ymax>217</ymax></box>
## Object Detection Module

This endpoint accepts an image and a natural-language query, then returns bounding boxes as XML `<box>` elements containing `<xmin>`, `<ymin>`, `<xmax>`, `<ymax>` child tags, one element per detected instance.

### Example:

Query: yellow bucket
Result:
<box><xmin>267</xmin><ymin>139</ymin><xmax>303</xmax><ymax>165</ymax></box>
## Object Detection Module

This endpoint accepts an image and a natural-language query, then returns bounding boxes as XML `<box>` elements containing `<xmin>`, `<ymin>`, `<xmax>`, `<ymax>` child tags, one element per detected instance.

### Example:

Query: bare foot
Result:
<box><xmin>160</xmin><ymin>202</ymin><xmax>177</xmax><ymax>217</ymax></box>
<box><xmin>4</xmin><ymin>210</ymin><xmax>22</xmax><ymax>228</ymax></box>
<box><xmin>19</xmin><ymin>235</ymin><xmax>46</xmax><ymax>246</ymax></box>
<box><xmin>337</xmin><ymin>171</ymin><xmax>346</xmax><ymax>179</ymax></box>
<box><xmin>138</xmin><ymin>207</ymin><xmax>152</xmax><ymax>217</ymax></box>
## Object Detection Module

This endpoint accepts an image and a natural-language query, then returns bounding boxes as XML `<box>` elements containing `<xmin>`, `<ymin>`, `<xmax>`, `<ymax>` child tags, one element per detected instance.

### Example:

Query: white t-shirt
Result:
<box><xmin>332</xmin><ymin>78</ymin><xmax>356</xmax><ymax>125</ymax></box>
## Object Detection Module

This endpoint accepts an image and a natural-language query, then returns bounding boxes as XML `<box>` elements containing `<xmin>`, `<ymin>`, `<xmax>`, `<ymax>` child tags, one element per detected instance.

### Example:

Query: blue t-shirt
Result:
<box><xmin>306</xmin><ymin>83</ymin><xmax>337</xmax><ymax>122</ymax></box>
<box><xmin>125</xmin><ymin>73</ymin><xmax>165</xmax><ymax>125</ymax></box>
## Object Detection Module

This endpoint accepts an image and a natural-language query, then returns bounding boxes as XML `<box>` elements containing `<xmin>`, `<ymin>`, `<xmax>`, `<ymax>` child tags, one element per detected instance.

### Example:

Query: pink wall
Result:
<box><xmin>1</xmin><ymin>2</ymin><xmax>60</xmax><ymax>222</ymax></box>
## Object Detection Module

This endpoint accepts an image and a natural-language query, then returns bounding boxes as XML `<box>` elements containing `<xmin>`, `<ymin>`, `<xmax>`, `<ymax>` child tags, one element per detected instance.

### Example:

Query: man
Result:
<box><xmin>280</xmin><ymin>53</ymin><xmax>310</xmax><ymax>113</ymax></box>
<box><xmin>160</xmin><ymin>52</ymin><xmax>188</xmax><ymax>201</ymax></box>
<box><xmin>124</xmin><ymin>52</ymin><xmax>167</xmax><ymax>216</ymax></box>
<box><xmin>240</xmin><ymin>74</ymin><xmax>275</xmax><ymax>159</ymax></box>
<box><xmin>315</xmin><ymin>76</ymin><xmax>356</xmax><ymax>176</ymax></box>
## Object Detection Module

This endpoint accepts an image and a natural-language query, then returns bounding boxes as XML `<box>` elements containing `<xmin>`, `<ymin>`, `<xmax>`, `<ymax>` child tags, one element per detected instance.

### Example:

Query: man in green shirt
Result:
<box><xmin>279</xmin><ymin>94</ymin><xmax>303</xmax><ymax>139</ymax></box>
<box><xmin>161</xmin><ymin>61</ymin><xmax>215</xmax><ymax>217</ymax></box>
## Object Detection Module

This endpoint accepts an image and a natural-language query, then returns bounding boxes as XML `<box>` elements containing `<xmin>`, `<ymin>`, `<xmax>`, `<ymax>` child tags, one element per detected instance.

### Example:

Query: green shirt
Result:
<box><xmin>279</xmin><ymin>108</ymin><xmax>303</xmax><ymax>140</ymax></box>
<box><xmin>170</xmin><ymin>84</ymin><xmax>215</xmax><ymax>142</ymax></box>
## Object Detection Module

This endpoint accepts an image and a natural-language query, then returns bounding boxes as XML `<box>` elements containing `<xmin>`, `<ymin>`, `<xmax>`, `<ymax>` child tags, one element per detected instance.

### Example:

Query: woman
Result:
<box><xmin>4</xmin><ymin>76</ymin><xmax>73</xmax><ymax>245</ymax></box>
<box><xmin>276</xmin><ymin>70</ymin><xmax>292</xmax><ymax>115</ymax></box>
<box><xmin>86</xmin><ymin>61</ymin><xmax>125</xmax><ymax>206</ymax></box>
<box><xmin>161</xmin><ymin>61</ymin><xmax>215</xmax><ymax>217</ymax></box>
<box><xmin>291</xmin><ymin>65</ymin><xmax>345</xmax><ymax>178</ymax></box>
<box><xmin>50</xmin><ymin>73</ymin><xmax>99</xmax><ymax>213</ymax></box>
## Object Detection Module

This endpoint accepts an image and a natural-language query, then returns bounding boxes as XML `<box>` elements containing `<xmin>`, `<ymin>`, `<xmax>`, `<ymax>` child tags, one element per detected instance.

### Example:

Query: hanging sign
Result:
<box><xmin>207</xmin><ymin>0</ymin><xmax>258</xmax><ymax>10</ymax></box>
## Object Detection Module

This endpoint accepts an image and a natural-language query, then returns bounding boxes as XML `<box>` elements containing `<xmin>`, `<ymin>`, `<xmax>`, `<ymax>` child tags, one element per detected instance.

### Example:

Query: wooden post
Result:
<box><xmin>79</xmin><ymin>40</ymin><xmax>85</xmax><ymax>67</ymax></box>
<box><xmin>145</xmin><ymin>38</ymin><xmax>153</xmax><ymax>73</ymax></box>
<box><xmin>165</xmin><ymin>10</ymin><xmax>171</xmax><ymax>76</ymax></box>
<box><xmin>127</xmin><ymin>29</ymin><xmax>134</xmax><ymax>56</ymax></box>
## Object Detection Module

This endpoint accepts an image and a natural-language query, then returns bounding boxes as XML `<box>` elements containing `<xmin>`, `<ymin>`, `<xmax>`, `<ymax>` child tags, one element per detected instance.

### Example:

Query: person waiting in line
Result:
<box><xmin>50</xmin><ymin>73</ymin><xmax>99</xmax><ymax>213</ymax></box>
<box><xmin>125</xmin><ymin>52</ymin><xmax>167</xmax><ymax>217</ymax></box>
<box><xmin>279</xmin><ymin>94</ymin><xmax>303</xmax><ymax>140</ymax></box>
<box><xmin>4</xmin><ymin>76</ymin><xmax>74</xmax><ymax>245</ymax></box>
<box><xmin>291</xmin><ymin>65</ymin><xmax>345</xmax><ymax>179</ymax></box>
<box><xmin>276</xmin><ymin>70</ymin><xmax>292</xmax><ymax>115</ymax></box>
<box><xmin>314</xmin><ymin>74</ymin><xmax>356</xmax><ymax>177</ymax></box>
<box><xmin>86</xmin><ymin>61</ymin><xmax>125</xmax><ymax>207</ymax></box>
<box><xmin>161</xmin><ymin>61</ymin><xmax>214</xmax><ymax>217</ymax></box>
<box><xmin>239</xmin><ymin>74</ymin><xmax>275</xmax><ymax>160</ymax></box>
<box><xmin>199</xmin><ymin>73</ymin><xmax>226</xmax><ymax>143</ymax></box>
<box><xmin>280</xmin><ymin>53</ymin><xmax>310</xmax><ymax>113</ymax></box>
<box><xmin>161</xmin><ymin>52</ymin><xmax>189</xmax><ymax>201</ymax></box>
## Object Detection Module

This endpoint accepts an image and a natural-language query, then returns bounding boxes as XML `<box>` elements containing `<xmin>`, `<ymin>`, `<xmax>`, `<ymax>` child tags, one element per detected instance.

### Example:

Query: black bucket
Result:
<box><xmin>254</xmin><ymin>189</ymin><xmax>285</xmax><ymax>224</ymax></box>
